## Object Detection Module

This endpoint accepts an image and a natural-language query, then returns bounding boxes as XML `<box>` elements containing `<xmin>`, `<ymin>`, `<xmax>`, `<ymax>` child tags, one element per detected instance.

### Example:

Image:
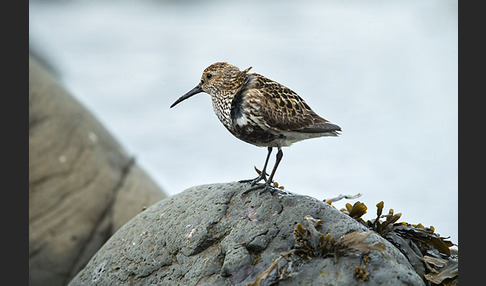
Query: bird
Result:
<box><xmin>170</xmin><ymin>62</ymin><xmax>341</xmax><ymax>193</ymax></box>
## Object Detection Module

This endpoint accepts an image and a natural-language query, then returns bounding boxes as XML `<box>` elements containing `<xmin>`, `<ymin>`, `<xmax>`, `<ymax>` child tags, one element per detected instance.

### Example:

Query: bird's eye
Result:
<box><xmin>206</xmin><ymin>73</ymin><xmax>213</xmax><ymax>79</ymax></box>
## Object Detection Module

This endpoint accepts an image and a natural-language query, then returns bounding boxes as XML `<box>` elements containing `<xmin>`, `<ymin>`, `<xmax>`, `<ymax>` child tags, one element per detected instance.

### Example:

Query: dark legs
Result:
<box><xmin>241</xmin><ymin>146</ymin><xmax>283</xmax><ymax>194</ymax></box>
<box><xmin>239</xmin><ymin>146</ymin><xmax>272</xmax><ymax>185</ymax></box>
<box><xmin>266</xmin><ymin>147</ymin><xmax>283</xmax><ymax>186</ymax></box>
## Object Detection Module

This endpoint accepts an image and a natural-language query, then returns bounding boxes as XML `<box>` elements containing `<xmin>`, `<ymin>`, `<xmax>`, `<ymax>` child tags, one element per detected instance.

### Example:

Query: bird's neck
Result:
<box><xmin>211</xmin><ymin>74</ymin><xmax>250</xmax><ymax>132</ymax></box>
<box><xmin>211</xmin><ymin>91</ymin><xmax>234</xmax><ymax>131</ymax></box>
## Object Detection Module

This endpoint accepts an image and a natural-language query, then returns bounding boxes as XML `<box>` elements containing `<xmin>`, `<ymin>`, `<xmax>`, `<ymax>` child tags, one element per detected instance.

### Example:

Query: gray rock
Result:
<box><xmin>69</xmin><ymin>183</ymin><xmax>425</xmax><ymax>286</ymax></box>
<box><xmin>29</xmin><ymin>55</ymin><xmax>166</xmax><ymax>286</ymax></box>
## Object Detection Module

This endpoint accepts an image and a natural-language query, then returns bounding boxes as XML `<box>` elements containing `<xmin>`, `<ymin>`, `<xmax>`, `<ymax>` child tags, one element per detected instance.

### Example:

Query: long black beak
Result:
<box><xmin>170</xmin><ymin>85</ymin><xmax>203</xmax><ymax>108</ymax></box>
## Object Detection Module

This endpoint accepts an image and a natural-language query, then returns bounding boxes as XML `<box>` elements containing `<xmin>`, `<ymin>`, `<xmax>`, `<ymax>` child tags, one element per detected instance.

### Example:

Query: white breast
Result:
<box><xmin>233</xmin><ymin>113</ymin><xmax>249</xmax><ymax>127</ymax></box>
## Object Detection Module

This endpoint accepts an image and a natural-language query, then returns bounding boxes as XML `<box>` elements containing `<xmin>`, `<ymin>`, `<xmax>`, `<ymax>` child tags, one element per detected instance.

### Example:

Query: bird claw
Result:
<box><xmin>259</xmin><ymin>184</ymin><xmax>277</xmax><ymax>195</ymax></box>
<box><xmin>238</xmin><ymin>177</ymin><xmax>262</xmax><ymax>185</ymax></box>
<box><xmin>241</xmin><ymin>181</ymin><xmax>277</xmax><ymax>197</ymax></box>
<box><xmin>238</xmin><ymin>166</ymin><xmax>269</xmax><ymax>185</ymax></box>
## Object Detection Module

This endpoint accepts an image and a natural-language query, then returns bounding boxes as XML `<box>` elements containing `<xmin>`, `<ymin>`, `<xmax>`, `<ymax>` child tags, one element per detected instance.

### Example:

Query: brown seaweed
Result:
<box><xmin>423</xmin><ymin>255</ymin><xmax>458</xmax><ymax>285</ymax></box>
<box><xmin>339</xmin><ymin>200</ymin><xmax>458</xmax><ymax>285</ymax></box>
<box><xmin>340</xmin><ymin>201</ymin><xmax>368</xmax><ymax>221</ymax></box>
<box><xmin>248</xmin><ymin>215</ymin><xmax>387</xmax><ymax>285</ymax></box>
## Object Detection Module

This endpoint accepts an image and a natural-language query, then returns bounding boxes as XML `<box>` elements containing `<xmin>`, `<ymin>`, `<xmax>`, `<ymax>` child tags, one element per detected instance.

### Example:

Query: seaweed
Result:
<box><xmin>292</xmin><ymin>216</ymin><xmax>336</xmax><ymax>259</ymax></box>
<box><xmin>293</xmin><ymin>215</ymin><xmax>385</xmax><ymax>261</ymax></box>
<box><xmin>353</xmin><ymin>254</ymin><xmax>370</xmax><ymax>282</ymax></box>
<box><xmin>365</xmin><ymin>201</ymin><xmax>402</xmax><ymax>235</ymax></box>
<box><xmin>244</xmin><ymin>249</ymin><xmax>296</xmax><ymax>286</ymax></box>
<box><xmin>246</xmin><ymin>215</ymin><xmax>386</xmax><ymax>285</ymax></box>
<box><xmin>335</xmin><ymin>231</ymin><xmax>386</xmax><ymax>259</ymax></box>
<box><xmin>340</xmin><ymin>201</ymin><xmax>368</xmax><ymax>222</ymax></box>
<box><xmin>423</xmin><ymin>255</ymin><xmax>458</xmax><ymax>285</ymax></box>
<box><xmin>324</xmin><ymin>193</ymin><xmax>362</xmax><ymax>204</ymax></box>
<box><xmin>247</xmin><ymin>198</ymin><xmax>458</xmax><ymax>286</ymax></box>
<box><xmin>337</xmin><ymin>200</ymin><xmax>458</xmax><ymax>285</ymax></box>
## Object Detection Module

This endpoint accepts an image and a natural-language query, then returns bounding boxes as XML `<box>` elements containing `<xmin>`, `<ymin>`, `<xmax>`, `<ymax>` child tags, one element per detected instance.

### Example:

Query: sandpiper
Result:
<box><xmin>170</xmin><ymin>62</ymin><xmax>341</xmax><ymax>193</ymax></box>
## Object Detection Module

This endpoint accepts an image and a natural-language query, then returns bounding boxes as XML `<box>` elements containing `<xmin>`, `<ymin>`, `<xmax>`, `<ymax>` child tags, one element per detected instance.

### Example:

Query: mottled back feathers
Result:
<box><xmin>233</xmin><ymin>73</ymin><xmax>340</xmax><ymax>135</ymax></box>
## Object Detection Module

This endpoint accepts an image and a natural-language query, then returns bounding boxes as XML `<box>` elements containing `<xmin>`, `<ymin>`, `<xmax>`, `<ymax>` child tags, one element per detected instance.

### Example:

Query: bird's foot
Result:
<box><xmin>241</xmin><ymin>182</ymin><xmax>273</xmax><ymax>196</ymax></box>
<box><xmin>238</xmin><ymin>166</ymin><xmax>268</xmax><ymax>185</ymax></box>
<box><xmin>241</xmin><ymin>180</ymin><xmax>284</xmax><ymax>197</ymax></box>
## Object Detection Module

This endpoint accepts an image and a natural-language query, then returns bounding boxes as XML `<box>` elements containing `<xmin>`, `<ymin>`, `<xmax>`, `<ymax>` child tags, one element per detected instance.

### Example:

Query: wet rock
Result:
<box><xmin>69</xmin><ymin>182</ymin><xmax>424</xmax><ymax>285</ymax></box>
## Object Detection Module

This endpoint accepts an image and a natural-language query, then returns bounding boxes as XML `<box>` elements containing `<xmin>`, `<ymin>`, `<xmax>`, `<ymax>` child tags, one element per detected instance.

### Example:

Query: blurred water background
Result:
<box><xmin>29</xmin><ymin>0</ymin><xmax>458</xmax><ymax>244</ymax></box>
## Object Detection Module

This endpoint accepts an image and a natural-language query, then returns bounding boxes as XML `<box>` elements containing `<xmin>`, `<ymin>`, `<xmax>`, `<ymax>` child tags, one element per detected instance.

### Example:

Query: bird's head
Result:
<box><xmin>170</xmin><ymin>62</ymin><xmax>252</xmax><ymax>108</ymax></box>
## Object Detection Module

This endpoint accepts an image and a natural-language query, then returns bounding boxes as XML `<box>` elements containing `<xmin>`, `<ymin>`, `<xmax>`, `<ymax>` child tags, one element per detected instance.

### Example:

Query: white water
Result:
<box><xmin>29</xmin><ymin>0</ymin><xmax>458</xmax><ymax>244</ymax></box>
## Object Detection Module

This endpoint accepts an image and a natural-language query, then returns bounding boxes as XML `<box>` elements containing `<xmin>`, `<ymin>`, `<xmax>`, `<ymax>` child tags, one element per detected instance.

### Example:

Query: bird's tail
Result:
<box><xmin>300</xmin><ymin>122</ymin><xmax>341</xmax><ymax>135</ymax></box>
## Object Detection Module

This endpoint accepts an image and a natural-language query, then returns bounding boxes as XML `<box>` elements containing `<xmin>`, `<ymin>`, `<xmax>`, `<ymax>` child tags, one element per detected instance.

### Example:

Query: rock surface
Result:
<box><xmin>69</xmin><ymin>182</ymin><xmax>425</xmax><ymax>286</ymax></box>
<box><xmin>29</xmin><ymin>55</ymin><xmax>166</xmax><ymax>286</ymax></box>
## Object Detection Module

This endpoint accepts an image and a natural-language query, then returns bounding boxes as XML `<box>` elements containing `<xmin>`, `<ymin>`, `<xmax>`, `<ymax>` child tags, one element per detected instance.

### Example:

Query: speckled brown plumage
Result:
<box><xmin>171</xmin><ymin>62</ymin><xmax>341</xmax><ymax>192</ymax></box>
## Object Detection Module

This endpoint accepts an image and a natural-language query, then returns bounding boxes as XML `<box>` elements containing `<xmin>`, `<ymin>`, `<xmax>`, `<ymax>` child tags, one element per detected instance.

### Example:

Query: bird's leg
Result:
<box><xmin>266</xmin><ymin>147</ymin><xmax>283</xmax><ymax>188</ymax></box>
<box><xmin>239</xmin><ymin>147</ymin><xmax>272</xmax><ymax>185</ymax></box>
<box><xmin>242</xmin><ymin>147</ymin><xmax>283</xmax><ymax>195</ymax></box>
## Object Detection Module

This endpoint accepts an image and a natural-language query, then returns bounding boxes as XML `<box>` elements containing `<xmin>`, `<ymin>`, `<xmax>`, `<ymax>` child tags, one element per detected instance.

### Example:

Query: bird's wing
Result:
<box><xmin>243</xmin><ymin>74</ymin><xmax>340</xmax><ymax>134</ymax></box>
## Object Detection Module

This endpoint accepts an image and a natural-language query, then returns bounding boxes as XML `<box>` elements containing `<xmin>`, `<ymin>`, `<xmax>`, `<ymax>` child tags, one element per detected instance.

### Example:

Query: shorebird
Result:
<box><xmin>170</xmin><ymin>62</ymin><xmax>341</xmax><ymax>193</ymax></box>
